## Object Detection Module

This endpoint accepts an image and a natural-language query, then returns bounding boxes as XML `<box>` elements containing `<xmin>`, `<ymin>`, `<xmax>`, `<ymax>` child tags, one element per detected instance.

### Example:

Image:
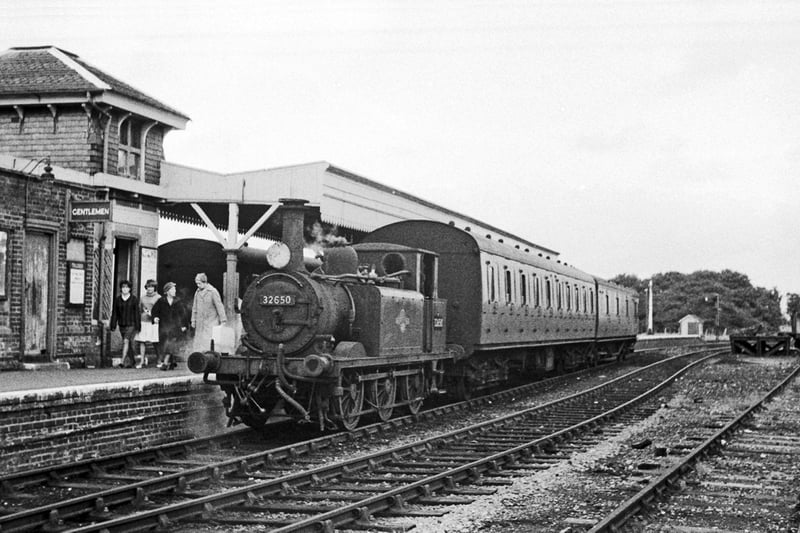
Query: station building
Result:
<box><xmin>0</xmin><ymin>46</ymin><xmax>557</xmax><ymax>369</ymax></box>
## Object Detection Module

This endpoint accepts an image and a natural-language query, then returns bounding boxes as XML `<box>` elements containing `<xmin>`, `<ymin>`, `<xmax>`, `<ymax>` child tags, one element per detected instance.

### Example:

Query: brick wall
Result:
<box><xmin>0</xmin><ymin>170</ymin><xmax>98</xmax><ymax>368</ymax></box>
<box><xmin>0</xmin><ymin>107</ymin><xmax>166</xmax><ymax>184</ymax></box>
<box><xmin>0</xmin><ymin>377</ymin><xmax>228</xmax><ymax>474</ymax></box>
<box><xmin>0</xmin><ymin>107</ymin><xmax>103</xmax><ymax>175</ymax></box>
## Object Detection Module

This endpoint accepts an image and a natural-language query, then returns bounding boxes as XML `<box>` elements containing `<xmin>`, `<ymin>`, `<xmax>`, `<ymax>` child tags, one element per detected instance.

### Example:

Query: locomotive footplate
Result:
<box><xmin>207</xmin><ymin>352</ymin><xmax>456</xmax><ymax>381</ymax></box>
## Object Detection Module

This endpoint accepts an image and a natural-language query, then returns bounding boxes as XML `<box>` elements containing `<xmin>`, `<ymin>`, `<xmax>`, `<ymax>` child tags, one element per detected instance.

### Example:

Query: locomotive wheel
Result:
<box><xmin>335</xmin><ymin>373</ymin><xmax>364</xmax><ymax>430</ymax></box>
<box><xmin>368</xmin><ymin>376</ymin><xmax>396</xmax><ymax>422</ymax></box>
<box><xmin>399</xmin><ymin>372</ymin><xmax>424</xmax><ymax>415</ymax></box>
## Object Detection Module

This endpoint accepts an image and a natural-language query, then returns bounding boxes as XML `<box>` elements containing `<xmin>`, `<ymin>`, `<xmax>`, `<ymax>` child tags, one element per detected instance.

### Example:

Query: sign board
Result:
<box><xmin>70</xmin><ymin>200</ymin><xmax>112</xmax><ymax>222</ymax></box>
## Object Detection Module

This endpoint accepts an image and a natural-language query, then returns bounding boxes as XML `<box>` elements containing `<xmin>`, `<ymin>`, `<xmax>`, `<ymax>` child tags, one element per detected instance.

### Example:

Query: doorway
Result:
<box><xmin>23</xmin><ymin>232</ymin><xmax>52</xmax><ymax>360</ymax></box>
<box><xmin>109</xmin><ymin>237</ymin><xmax>136</xmax><ymax>355</ymax></box>
<box><xmin>113</xmin><ymin>237</ymin><xmax>136</xmax><ymax>291</ymax></box>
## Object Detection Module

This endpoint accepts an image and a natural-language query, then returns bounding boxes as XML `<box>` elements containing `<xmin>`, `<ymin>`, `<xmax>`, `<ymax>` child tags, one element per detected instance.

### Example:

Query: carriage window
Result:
<box><xmin>626</xmin><ymin>298</ymin><xmax>629</xmax><ymax>316</ymax></box>
<box><xmin>634</xmin><ymin>301</ymin><xmax>638</xmax><ymax>317</ymax></box>
<box><xmin>616</xmin><ymin>296</ymin><xmax>620</xmax><ymax>316</ymax></box>
<box><xmin>520</xmin><ymin>273</ymin><xmax>528</xmax><ymax>306</ymax></box>
<box><xmin>487</xmin><ymin>264</ymin><xmax>496</xmax><ymax>303</ymax></box>
<box><xmin>504</xmin><ymin>269</ymin><xmax>513</xmax><ymax>303</ymax></box>
<box><xmin>556</xmin><ymin>280</ymin><xmax>562</xmax><ymax>309</ymax></box>
<box><xmin>545</xmin><ymin>278</ymin><xmax>552</xmax><ymax>308</ymax></box>
<box><xmin>590</xmin><ymin>289</ymin><xmax>595</xmax><ymax>313</ymax></box>
<box><xmin>534</xmin><ymin>275</ymin><xmax>541</xmax><ymax>307</ymax></box>
<box><xmin>575</xmin><ymin>285</ymin><xmax>580</xmax><ymax>312</ymax></box>
<box><xmin>566</xmin><ymin>284</ymin><xmax>571</xmax><ymax>310</ymax></box>
<box><xmin>605</xmin><ymin>294</ymin><xmax>610</xmax><ymax>315</ymax></box>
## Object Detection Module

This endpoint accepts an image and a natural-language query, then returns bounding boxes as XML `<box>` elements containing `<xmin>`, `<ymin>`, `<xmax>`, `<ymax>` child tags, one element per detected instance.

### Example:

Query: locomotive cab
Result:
<box><xmin>352</xmin><ymin>243</ymin><xmax>446</xmax><ymax>354</ymax></box>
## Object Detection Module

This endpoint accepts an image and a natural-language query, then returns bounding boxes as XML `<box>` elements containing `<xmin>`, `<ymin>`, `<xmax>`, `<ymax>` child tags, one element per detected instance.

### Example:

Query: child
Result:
<box><xmin>109</xmin><ymin>280</ymin><xmax>140</xmax><ymax>368</ymax></box>
<box><xmin>133</xmin><ymin>279</ymin><xmax>161</xmax><ymax>368</ymax></box>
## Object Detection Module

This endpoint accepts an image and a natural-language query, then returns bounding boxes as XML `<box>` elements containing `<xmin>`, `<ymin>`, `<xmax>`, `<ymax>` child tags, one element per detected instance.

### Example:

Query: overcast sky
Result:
<box><xmin>3</xmin><ymin>1</ymin><xmax>799</xmax><ymax>296</ymax></box>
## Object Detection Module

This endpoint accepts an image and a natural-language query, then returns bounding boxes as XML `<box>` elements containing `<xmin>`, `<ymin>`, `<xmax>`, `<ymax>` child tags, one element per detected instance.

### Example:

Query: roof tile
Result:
<box><xmin>0</xmin><ymin>46</ymin><xmax>188</xmax><ymax>119</ymax></box>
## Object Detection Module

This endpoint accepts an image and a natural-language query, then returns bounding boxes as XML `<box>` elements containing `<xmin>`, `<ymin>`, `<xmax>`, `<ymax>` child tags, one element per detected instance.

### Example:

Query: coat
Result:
<box><xmin>110</xmin><ymin>294</ymin><xmax>140</xmax><ymax>331</ymax></box>
<box><xmin>152</xmin><ymin>296</ymin><xmax>189</xmax><ymax>339</ymax></box>
<box><xmin>191</xmin><ymin>284</ymin><xmax>226</xmax><ymax>352</ymax></box>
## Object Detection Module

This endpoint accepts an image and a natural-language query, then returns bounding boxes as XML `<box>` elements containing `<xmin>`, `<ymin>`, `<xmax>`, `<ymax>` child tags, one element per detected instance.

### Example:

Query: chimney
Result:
<box><xmin>279</xmin><ymin>198</ymin><xmax>308</xmax><ymax>271</ymax></box>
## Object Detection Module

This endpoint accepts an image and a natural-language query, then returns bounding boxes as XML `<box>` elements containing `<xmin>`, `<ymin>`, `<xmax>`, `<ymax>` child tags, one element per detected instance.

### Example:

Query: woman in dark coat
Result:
<box><xmin>151</xmin><ymin>281</ymin><xmax>189</xmax><ymax>370</ymax></box>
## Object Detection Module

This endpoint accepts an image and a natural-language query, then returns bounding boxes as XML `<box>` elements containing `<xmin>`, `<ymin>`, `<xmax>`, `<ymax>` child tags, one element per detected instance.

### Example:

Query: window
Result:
<box><xmin>520</xmin><ymin>273</ymin><xmax>528</xmax><ymax>306</ymax></box>
<box><xmin>616</xmin><ymin>296</ymin><xmax>620</xmax><ymax>315</ymax></box>
<box><xmin>605</xmin><ymin>294</ymin><xmax>610</xmax><ymax>315</ymax></box>
<box><xmin>556</xmin><ymin>279</ymin><xmax>562</xmax><ymax>309</ymax></box>
<box><xmin>504</xmin><ymin>269</ymin><xmax>513</xmax><ymax>303</ymax></box>
<box><xmin>626</xmin><ymin>298</ymin><xmax>629</xmax><ymax>316</ymax></box>
<box><xmin>117</xmin><ymin>116</ymin><xmax>143</xmax><ymax>178</ymax></box>
<box><xmin>487</xmin><ymin>264</ymin><xmax>496</xmax><ymax>303</ymax></box>
<box><xmin>590</xmin><ymin>289</ymin><xmax>595</xmax><ymax>313</ymax></box>
<box><xmin>566</xmin><ymin>284</ymin><xmax>571</xmax><ymax>310</ymax></box>
<box><xmin>534</xmin><ymin>275</ymin><xmax>541</xmax><ymax>307</ymax></box>
<box><xmin>545</xmin><ymin>278</ymin><xmax>552</xmax><ymax>308</ymax></box>
<box><xmin>582</xmin><ymin>287</ymin><xmax>587</xmax><ymax>313</ymax></box>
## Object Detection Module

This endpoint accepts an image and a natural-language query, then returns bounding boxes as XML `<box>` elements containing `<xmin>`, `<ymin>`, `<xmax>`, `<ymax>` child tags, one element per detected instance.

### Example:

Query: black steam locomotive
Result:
<box><xmin>189</xmin><ymin>199</ymin><xmax>638</xmax><ymax>431</ymax></box>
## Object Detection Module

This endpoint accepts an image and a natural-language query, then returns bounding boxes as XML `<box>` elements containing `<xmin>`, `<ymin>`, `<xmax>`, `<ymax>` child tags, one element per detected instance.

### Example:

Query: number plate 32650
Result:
<box><xmin>261</xmin><ymin>295</ymin><xmax>295</xmax><ymax>306</ymax></box>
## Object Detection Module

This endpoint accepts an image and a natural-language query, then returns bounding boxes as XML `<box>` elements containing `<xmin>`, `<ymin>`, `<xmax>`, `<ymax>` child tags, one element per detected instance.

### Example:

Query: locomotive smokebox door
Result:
<box><xmin>247</xmin><ymin>272</ymin><xmax>314</xmax><ymax>346</ymax></box>
<box><xmin>241</xmin><ymin>270</ymin><xmax>352</xmax><ymax>356</ymax></box>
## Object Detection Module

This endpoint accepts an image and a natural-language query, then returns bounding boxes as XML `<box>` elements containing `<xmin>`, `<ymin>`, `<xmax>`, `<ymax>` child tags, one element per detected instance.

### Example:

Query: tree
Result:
<box><xmin>788</xmin><ymin>293</ymin><xmax>800</xmax><ymax>332</ymax></box>
<box><xmin>787</xmin><ymin>293</ymin><xmax>800</xmax><ymax>317</ymax></box>
<box><xmin>610</xmin><ymin>270</ymin><xmax>784</xmax><ymax>334</ymax></box>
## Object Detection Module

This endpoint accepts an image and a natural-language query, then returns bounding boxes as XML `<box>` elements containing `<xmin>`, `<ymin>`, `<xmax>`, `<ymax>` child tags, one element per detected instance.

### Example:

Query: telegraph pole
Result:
<box><xmin>647</xmin><ymin>279</ymin><xmax>653</xmax><ymax>335</ymax></box>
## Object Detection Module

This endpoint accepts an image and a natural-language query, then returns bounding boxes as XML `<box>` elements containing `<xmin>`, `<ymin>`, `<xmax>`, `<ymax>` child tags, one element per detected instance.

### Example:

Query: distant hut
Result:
<box><xmin>679</xmin><ymin>314</ymin><xmax>704</xmax><ymax>337</ymax></box>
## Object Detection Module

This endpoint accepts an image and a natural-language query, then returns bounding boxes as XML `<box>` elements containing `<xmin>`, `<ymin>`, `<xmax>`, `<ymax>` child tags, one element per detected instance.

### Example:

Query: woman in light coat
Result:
<box><xmin>191</xmin><ymin>272</ymin><xmax>226</xmax><ymax>352</ymax></box>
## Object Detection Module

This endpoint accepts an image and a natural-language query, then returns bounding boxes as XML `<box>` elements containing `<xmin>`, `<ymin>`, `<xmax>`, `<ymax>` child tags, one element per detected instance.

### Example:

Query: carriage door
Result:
<box><xmin>23</xmin><ymin>232</ymin><xmax>52</xmax><ymax>358</ymax></box>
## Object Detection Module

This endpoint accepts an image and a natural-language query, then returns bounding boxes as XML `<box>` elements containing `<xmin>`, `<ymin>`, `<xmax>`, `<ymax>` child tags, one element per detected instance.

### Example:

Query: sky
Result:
<box><xmin>3</xmin><ymin>1</ymin><xmax>799</xmax><ymax>297</ymax></box>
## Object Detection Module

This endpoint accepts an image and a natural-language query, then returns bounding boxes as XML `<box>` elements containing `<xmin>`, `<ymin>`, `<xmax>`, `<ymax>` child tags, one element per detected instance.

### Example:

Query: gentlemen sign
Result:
<box><xmin>69</xmin><ymin>200</ymin><xmax>111</xmax><ymax>222</ymax></box>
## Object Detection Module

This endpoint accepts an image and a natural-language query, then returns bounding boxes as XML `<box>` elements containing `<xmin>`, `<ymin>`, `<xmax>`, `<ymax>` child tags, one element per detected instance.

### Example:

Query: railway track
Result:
<box><xmin>0</xmin><ymin>350</ymin><xmax>656</xmax><ymax>532</ymax></box>
<box><xmin>0</xmin><ymin>349</ymin><xmax>720</xmax><ymax>532</ymax></box>
<box><xmin>588</xmin><ymin>358</ymin><xmax>800</xmax><ymax>532</ymax></box>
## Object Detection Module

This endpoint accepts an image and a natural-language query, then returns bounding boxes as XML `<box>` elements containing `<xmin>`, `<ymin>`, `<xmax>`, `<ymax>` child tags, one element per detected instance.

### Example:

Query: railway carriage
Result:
<box><xmin>189</xmin><ymin>200</ymin><xmax>638</xmax><ymax>431</ymax></box>
<box><xmin>362</xmin><ymin>220</ymin><xmax>638</xmax><ymax>396</ymax></box>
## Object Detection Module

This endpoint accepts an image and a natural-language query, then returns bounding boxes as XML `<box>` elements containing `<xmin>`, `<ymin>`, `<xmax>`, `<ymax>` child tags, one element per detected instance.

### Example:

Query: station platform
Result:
<box><xmin>0</xmin><ymin>361</ymin><xmax>226</xmax><ymax>476</ymax></box>
<box><xmin>0</xmin><ymin>363</ymin><xmax>200</xmax><ymax>394</ymax></box>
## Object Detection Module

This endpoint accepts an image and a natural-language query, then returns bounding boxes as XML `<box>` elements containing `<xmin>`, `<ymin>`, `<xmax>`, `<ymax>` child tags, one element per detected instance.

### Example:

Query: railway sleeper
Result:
<box><xmin>383</xmin><ymin>506</ymin><xmax>449</xmax><ymax>517</ymax></box>
<box><xmin>269</xmin><ymin>491</ymin><xmax>378</xmax><ymax>502</ymax></box>
<box><xmin>350</xmin><ymin>519</ymin><xmax>416</xmax><ymax>532</ymax></box>
<box><xmin>235</xmin><ymin>502</ymin><xmax>339</xmax><ymax>514</ymax></box>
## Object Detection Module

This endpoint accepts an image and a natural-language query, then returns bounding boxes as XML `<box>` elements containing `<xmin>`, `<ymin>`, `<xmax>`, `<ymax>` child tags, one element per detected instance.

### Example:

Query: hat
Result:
<box><xmin>163</xmin><ymin>282</ymin><xmax>176</xmax><ymax>293</ymax></box>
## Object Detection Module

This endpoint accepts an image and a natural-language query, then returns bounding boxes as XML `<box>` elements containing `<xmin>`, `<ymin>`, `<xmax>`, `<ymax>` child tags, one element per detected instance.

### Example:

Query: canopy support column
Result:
<box><xmin>223</xmin><ymin>203</ymin><xmax>240</xmax><ymax>325</ymax></box>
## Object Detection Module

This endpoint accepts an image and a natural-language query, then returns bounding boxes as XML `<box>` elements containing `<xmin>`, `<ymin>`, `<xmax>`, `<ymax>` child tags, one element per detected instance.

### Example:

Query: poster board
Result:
<box><xmin>67</xmin><ymin>262</ymin><xmax>85</xmax><ymax>305</ymax></box>
<box><xmin>140</xmin><ymin>247</ymin><xmax>158</xmax><ymax>295</ymax></box>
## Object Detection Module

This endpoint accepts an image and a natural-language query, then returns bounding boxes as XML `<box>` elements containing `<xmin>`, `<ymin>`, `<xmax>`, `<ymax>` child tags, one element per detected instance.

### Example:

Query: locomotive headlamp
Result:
<box><xmin>266</xmin><ymin>242</ymin><xmax>292</xmax><ymax>269</ymax></box>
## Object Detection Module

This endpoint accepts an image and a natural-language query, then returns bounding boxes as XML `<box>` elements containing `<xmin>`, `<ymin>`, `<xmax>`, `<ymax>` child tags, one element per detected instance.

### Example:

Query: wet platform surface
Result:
<box><xmin>0</xmin><ymin>364</ymin><xmax>199</xmax><ymax>394</ymax></box>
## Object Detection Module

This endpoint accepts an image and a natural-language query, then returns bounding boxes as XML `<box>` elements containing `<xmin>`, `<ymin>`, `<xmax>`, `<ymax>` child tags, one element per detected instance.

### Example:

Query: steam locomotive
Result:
<box><xmin>189</xmin><ymin>199</ymin><xmax>638</xmax><ymax>431</ymax></box>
